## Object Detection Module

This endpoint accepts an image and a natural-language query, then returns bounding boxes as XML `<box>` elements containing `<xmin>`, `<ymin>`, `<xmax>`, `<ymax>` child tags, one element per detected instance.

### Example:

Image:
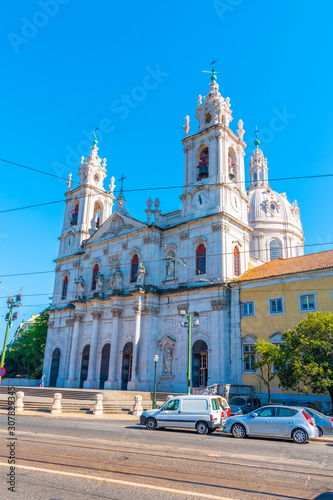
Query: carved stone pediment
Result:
<box><xmin>101</xmin><ymin>215</ymin><xmax>135</xmax><ymax>237</ymax></box>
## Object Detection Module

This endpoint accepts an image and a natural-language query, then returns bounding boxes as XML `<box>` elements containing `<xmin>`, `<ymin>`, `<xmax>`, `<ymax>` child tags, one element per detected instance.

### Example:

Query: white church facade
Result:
<box><xmin>43</xmin><ymin>71</ymin><xmax>304</xmax><ymax>392</ymax></box>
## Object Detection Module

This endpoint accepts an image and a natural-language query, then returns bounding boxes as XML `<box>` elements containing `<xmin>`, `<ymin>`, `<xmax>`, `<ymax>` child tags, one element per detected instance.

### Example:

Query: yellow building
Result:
<box><xmin>235</xmin><ymin>249</ymin><xmax>333</xmax><ymax>408</ymax></box>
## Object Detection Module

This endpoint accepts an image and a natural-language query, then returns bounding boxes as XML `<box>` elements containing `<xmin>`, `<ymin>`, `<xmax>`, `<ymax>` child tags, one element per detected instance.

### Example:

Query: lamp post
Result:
<box><xmin>0</xmin><ymin>293</ymin><xmax>22</xmax><ymax>384</ymax></box>
<box><xmin>179</xmin><ymin>310</ymin><xmax>200</xmax><ymax>395</ymax></box>
<box><xmin>153</xmin><ymin>354</ymin><xmax>158</xmax><ymax>409</ymax></box>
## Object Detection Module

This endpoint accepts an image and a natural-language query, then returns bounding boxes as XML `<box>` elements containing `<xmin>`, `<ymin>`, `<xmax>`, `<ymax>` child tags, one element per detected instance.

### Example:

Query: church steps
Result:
<box><xmin>0</xmin><ymin>386</ymin><xmax>181</xmax><ymax>401</ymax></box>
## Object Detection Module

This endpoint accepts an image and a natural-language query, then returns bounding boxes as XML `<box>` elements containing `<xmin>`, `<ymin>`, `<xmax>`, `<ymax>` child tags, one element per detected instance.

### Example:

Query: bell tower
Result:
<box><xmin>58</xmin><ymin>132</ymin><xmax>115</xmax><ymax>258</ymax></box>
<box><xmin>181</xmin><ymin>64</ymin><xmax>248</xmax><ymax>225</ymax></box>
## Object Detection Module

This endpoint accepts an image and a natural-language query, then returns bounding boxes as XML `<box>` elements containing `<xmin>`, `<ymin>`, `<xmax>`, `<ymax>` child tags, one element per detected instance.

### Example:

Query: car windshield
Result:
<box><xmin>229</xmin><ymin>397</ymin><xmax>247</xmax><ymax>406</ymax></box>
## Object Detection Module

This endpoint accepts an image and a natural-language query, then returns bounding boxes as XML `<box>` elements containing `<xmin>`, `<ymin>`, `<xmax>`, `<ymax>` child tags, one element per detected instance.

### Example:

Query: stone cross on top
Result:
<box><xmin>118</xmin><ymin>174</ymin><xmax>127</xmax><ymax>191</ymax></box>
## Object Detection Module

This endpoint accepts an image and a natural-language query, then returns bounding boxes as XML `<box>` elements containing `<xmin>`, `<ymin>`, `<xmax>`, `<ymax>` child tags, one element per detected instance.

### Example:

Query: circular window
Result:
<box><xmin>270</xmin><ymin>204</ymin><xmax>276</xmax><ymax>211</ymax></box>
<box><xmin>204</xmin><ymin>112</ymin><xmax>212</xmax><ymax>125</ymax></box>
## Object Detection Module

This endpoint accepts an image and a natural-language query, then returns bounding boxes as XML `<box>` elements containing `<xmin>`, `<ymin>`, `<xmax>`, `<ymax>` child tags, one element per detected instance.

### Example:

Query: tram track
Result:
<box><xmin>6</xmin><ymin>434</ymin><xmax>333</xmax><ymax>479</ymax></box>
<box><xmin>0</xmin><ymin>445</ymin><xmax>331</xmax><ymax>499</ymax></box>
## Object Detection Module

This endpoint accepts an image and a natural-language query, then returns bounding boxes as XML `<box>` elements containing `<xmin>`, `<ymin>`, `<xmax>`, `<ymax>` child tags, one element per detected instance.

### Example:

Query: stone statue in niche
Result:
<box><xmin>75</xmin><ymin>276</ymin><xmax>85</xmax><ymax>299</ymax></box>
<box><xmin>137</xmin><ymin>262</ymin><xmax>146</xmax><ymax>285</ymax></box>
<box><xmin>166</xmin><ymin>256</ymin><xmax>175</xmax><ymax>279</ymax></box>
<box><xmin>108</xmin><ymin>265</ymin><xmax>123</xmax><ymax>290</ymax></box>
<box><xmin>164</xmin><ymin>347</ymin><xmax>173</xmax><ymax>375</ymax></box>
<box><xmin>95</xmin><ymin>272</ymin><xmax>104</xmax><ymax>295</ymax></box>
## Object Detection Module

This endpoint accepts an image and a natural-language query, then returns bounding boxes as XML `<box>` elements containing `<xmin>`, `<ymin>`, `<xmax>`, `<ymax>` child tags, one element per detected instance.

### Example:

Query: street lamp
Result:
<box><xmin>153</xmin><ymin>354</ymin><xmax>159</xmax><ymax>409</ymax></box>
<box><xmin>0</xmin><ymin>292</ymin><xmax>22</xmax><ymax>384</ymax></box>
<box><xmin>179</xmin><ymin>310</ymin><xmax>200</xmax><ymax>395</ymax></box>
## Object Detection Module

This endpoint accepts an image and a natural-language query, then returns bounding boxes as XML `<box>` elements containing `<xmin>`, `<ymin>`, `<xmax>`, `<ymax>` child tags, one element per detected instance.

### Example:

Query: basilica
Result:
<box><xmin>43</xmin><ymin>71</ymin><xmax>304</xmax><ymax>392</ymax></box>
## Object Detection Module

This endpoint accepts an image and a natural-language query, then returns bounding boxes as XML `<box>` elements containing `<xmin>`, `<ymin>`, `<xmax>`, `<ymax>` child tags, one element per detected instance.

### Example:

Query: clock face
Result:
<box><xmin>192</xmin><ymin>190</ymin><xmax>208</xmax><ymax>209</ymax></box>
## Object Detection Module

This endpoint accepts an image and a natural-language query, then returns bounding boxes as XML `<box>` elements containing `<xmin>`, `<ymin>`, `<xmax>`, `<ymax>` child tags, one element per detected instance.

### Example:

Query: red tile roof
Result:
<box><xmin>237</xmin><ymin>250</ymin><xmax>333</xmax><ymax>282</ymax></box>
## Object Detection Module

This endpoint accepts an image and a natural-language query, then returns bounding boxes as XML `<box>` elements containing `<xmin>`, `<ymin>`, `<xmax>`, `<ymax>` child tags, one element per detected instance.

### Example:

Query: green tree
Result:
<box><xmin>277</xmin><ymin>311</ymin><xmax>333</xmax><ymax>407</ymax></box>
<box><xmin>251</xmin><ymin>340</ymin><xmax>281</xmax><ymax>403</ymax></box>
<box><xmin>3</xmin><ymin>308</ymin><xmax>49</xmax><ymax>379</ymax></box>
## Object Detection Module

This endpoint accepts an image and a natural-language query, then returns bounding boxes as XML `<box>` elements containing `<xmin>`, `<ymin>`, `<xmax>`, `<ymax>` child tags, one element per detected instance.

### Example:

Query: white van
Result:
<box><xmin>140</xmin><ymin>395</ymin><xmax>223</xmax><ymax>434</ymax></box>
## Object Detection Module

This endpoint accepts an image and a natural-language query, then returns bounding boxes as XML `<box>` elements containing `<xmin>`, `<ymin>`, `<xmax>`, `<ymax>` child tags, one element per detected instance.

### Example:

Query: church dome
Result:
<box><xmin>247</xmin><ymin>144</ymin><xmax>304</xmax><ymax>261</ymax></box>
<box><xmin>248</xmin><ymin>187</ymin><xmax>302</xmax><ymax>232</ymax></box>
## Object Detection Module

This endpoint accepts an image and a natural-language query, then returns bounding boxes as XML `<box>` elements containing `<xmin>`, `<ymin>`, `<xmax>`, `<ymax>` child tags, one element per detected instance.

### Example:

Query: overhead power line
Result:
<box><xmin>1</xmin><ymin>155</ymin><xmax>333</xmax><ymax>214</ymax></box>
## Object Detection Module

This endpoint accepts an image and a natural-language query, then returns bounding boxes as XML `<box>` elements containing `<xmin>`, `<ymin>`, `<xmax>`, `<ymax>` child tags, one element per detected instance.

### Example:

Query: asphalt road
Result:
<box><xmin>1</xmin><ymin>415</ymin><xmax>333</xmax><ymax>500</ymax></box>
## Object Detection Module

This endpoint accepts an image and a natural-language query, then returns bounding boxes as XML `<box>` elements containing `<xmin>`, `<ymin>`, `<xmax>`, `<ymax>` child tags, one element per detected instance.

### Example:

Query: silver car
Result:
<box><xmin>305</xmin><ymin>408</ymin><xmax>333</xmax><ymax>436</ymax></box>
<box><xmin>223</xmin><ymin>405</ymin><xmax>318</xmax><ymax>444</ymax></box>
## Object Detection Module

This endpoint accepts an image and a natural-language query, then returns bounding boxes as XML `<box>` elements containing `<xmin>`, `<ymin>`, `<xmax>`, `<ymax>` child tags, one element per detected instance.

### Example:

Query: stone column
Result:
<box><xmin>104</xmin><ymin>307</ymin><xmax>123</xmax><ymax>390</ymax></box>
<box><xmin>62</xmin><ymin>318</ymin><xmax>74</xmax><ymax>382</ymax></box>
<box><xmin>211</xmin><ymin>297</ymin><xmax>228</xmax><ymax>382</ymax></box>
<box><xmin>217</xmin><ymin>131</ymin><xmax>223</xmax><ymax>181</ymax></box>
<box><xmin>127</xmin><ymin>297</ymin><xmax>142</xmax><ymax>390</ymax></box>
<box><xmin>258</xmin><ymin>233</ymin><xmax>265</xmax><ymax>262</ymax></box>
<box><xmin>65</xmin><ymin>313</ymin><xmax>84</xmax><ymax>387</ymax></box>
<box><xmin>140</xmin><ymin>305</ymin><xmax>160</xmax><ymax>391</ymax></box>
<box><xmin>84</xmin><ymin>309</ymin><xmax>102</xmax><ymax>388</ymax></box>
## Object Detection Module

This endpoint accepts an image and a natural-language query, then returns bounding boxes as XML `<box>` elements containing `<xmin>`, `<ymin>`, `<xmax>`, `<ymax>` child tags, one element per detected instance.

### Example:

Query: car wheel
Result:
<box><xmin>317</xmin><ymin>426</ymin><xmax>323</xmax><ymax>437</ymax></box>
<box><xmin>196</xmin><ymin>421</ymin><xmax>209</xmax><ymax>435</ymax></box>
<box><xmin>292</xmin><ymin>428</ymin><xmax>308</xmax><ymax>444</ymax></box>
<box><xmin>146</xmin><ymin>417</ymin><xmax>157</xmax><ymax>430</ymax></box>
<box><xmin>231</xmin><ymin>423</ymin><xmax>246</xmax><ymax>439</ymax></box>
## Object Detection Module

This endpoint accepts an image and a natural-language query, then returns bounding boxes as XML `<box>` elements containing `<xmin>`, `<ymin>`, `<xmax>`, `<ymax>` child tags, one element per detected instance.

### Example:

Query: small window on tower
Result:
<box><xmin>204</xmin><ymin>112</ymin><xmax>212</xmax><ymax>125</ymax></box>
<box><xmin>69</xmin><ymin>202</ymin><xmax>79</xmax><ymax>226</ymax></box>
<box><xmin>228</xmin><ymin>148</ymin><xmax>237</xmax><ymax>181</ymax></box>
<box><xmin>197</xmin><ymin>147</ymin><xmax>209</xmax><ymax>180</ymax></box>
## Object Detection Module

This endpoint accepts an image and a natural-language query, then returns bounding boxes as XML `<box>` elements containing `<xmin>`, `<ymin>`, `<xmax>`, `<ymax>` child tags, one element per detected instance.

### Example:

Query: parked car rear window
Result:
<box><xmin>163</xmin><ymin>399</ymin><xmax>179</xmax><ymax>411</ymax></box>
<box><xmin>211</xmin><ymin>399</ymin><xmax>220</xmax><ymax>411</ymax></box>
<box><xmin>182</xmin><ymin>399</ymin><xmax>207</xmax><ymax>411</ymax></box>
<box><xmin>302</xmin><ymin>409</ymin><xmax>314</xmax><ymax>419</ymax></box>
<box><xmin>230</xmin><ymin>397</ymin><xmax>247</xmax><ymax>406</ymax></box>
<box><xmin>277</xmin><ymin>407</ymin><xmax>298</xmax><ymax>417</ymax></box>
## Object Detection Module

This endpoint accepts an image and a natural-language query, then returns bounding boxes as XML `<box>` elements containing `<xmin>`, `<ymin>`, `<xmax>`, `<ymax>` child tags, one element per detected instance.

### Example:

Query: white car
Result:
<box><xmin>140</xmin><ymin>395</ymin><xmax>223</xmax><ymax>434</ymax></box>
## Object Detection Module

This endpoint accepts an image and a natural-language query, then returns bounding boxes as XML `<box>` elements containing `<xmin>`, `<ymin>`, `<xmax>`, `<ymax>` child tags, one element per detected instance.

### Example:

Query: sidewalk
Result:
<box><xmin>0</xmin><ymin>407</ymin><xmax>140</xmax><ymax>420</ymax></box>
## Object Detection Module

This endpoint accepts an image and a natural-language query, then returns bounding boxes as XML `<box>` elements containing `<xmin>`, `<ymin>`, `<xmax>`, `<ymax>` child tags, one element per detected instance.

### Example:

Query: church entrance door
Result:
<box><xmin>192</xmin><ymin>340</ymin><xmax>208</xmax><ymax>388</ymax></box>
<box><xmin>50</xmin><ymin>348</ymin><xmax>60</xmax><ymax>386</ymax></box>
<box><xmin>80</xmin><ymin>345</ymin><xmax>90</xmax><ymax>388</ymax></box>
<box><xmin>121</xmin><ymin>342</ymin><xmax>133</xmax><ymax>390</ymax></box>
<box><xmin>99</xmin><ymin>343</ymin><xmax>110</xmax><ymax>389</ymax></box>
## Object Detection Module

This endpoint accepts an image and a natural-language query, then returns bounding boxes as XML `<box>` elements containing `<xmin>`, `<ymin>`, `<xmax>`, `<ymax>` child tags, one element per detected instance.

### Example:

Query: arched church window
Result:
<box><xmin>131</xmin><ymin>254</ymin><xmax>139</xmax><ymax>283</ymax></box>
<box><xmin>270</xmin><ymin>239</ymin><xmax>282</xmax><ymax>260</ymax></box>
<box><xmin>61</xmin><ymin>276</ymin><xmax>68</xmax><ymax>300</ymax></box>
<box><xmin>91</xmin><ymin>264</ymin><xmax>99</xmax><ymax>290</ymax></box>
<box><xmin>196</xmin><ymin>244</ymin><xmax>206</xmax><ymax>275</ymax></box>
<box><xmin>296</xmin><ymin>244</ymin><xmax>301</xmax><ymax>257</ymax></box>
<box><xmin>234</xmin><ymin>246</ymin><xmax>240</xmax><ymax>276</ymax></box>
<box><xmin>253</xmin><ymin>172</ymin><xmax>258</xmax><ymax>185</ymax></box>
<box><xmin>228</xmin><ymin>147</ymin><xmax>237</xmax><ymax>181</ymax></box>
<box><xmin>70</xmin><ymin>201</ymin><xmax>79</xmax><ymax>226</ymax></box>
<box><xmin>93</xmin><ymin>202</ymin><xmax>102</xmax><ymax>229</ymax></box>
<box><xmin>197</xmin><ymin>147</ymin><xmax>209</xmax><ymax>180</ymax></box>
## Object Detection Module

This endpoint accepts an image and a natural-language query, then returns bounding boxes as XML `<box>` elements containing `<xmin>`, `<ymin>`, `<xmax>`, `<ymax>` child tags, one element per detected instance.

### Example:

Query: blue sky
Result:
<box><xmin>1</xmin><ymin>0</ymin><xmax>333</xmax><ymax>341</ymax></box>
